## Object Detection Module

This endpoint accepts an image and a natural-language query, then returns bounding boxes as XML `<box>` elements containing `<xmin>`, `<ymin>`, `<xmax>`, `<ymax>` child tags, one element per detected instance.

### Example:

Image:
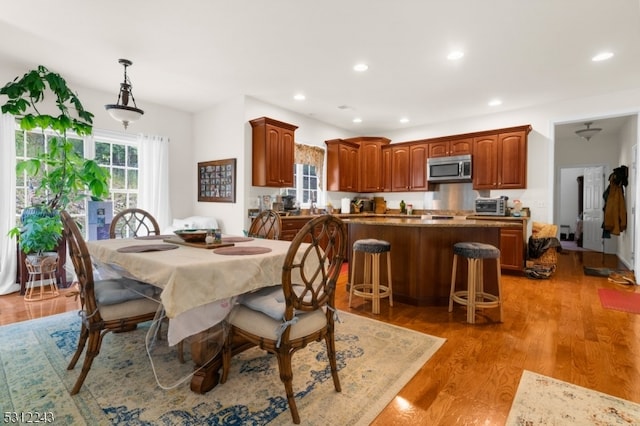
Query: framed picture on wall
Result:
<box><xmin>197</xmin><ymin>158</ymin><xmax>236</xmax><ymax>203</ymax></box>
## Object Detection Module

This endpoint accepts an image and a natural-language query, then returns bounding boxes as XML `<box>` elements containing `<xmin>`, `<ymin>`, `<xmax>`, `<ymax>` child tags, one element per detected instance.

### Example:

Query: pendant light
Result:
<box><xmin>575</xmin><ymin>122</ymin><xmax>602</xmax><ymax>141</ymax></box>
<box><xmin>105</xmin><ymin>59</ymin><xmax>144</xmax><ymax>129</ymax></box>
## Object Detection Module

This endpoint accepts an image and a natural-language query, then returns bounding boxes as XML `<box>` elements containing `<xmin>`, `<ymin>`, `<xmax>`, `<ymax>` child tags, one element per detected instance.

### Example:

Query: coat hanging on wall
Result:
<box><xmin>602</xmin><ymin>165</ymin><xmax>628</xmax><ymax>237</ymax></box>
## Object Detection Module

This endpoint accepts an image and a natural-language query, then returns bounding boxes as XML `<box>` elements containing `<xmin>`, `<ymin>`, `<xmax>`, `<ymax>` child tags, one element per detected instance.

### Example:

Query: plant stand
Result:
<box><xmin>24</xmin><ymin>254</ymin><xmax>60</xmax><ymax>301</ymax></box>
<box><xmin>16</xmin><ymin>239</ymin><xmax>67</xmax><ymax>295</ymax></box>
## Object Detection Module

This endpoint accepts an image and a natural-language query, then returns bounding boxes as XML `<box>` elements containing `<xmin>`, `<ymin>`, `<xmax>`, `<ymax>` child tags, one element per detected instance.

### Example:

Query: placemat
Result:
<box><xmin>134</xmin><ymin>234</ymin><xmax>174</xmax><ymax>240</ymax></box>
<box><xmin>222</xmin><ymin>236</ymin><xmax>255</xmax><ymax>243</ymax></box>
<box><xmin>117</xmin><ymin>244</ymin><xmax>179</xmax><ymax>253</ymax></box>
<box><xmin>163</xmin><ymin>236</ymin><xmax>234</xmax><ymax>249</ymax></box>
<box><xmin>213</xmin><ymin>246</ymin><xmax>272</xmax><ymax>256</ymax></box>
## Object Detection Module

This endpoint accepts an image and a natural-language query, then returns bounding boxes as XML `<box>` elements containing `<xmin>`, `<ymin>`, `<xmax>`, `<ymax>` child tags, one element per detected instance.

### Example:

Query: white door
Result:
<box><xmin>583</xmin><ymin>166</ymin><xmax>605</xmax><ymax>251</ymax></box>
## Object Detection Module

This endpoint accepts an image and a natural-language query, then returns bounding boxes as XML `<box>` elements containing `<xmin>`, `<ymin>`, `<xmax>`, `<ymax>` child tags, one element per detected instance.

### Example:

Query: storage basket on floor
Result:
<box><xmin>526</xmin><ymin>222</ymin><xmax>561</xmax><ymax>279</ymax></box>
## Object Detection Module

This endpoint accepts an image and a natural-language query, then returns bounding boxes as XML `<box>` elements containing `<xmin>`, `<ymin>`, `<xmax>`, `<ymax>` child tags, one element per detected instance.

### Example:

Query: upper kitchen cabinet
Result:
<box><xmin>472</xmin><ymin>125</ymin><xmax>531</xmax><ymax>190</ymax></box>
<box><xmin>428</xmin><ymin>137</ymin><xmax>473</xmax><ymax>158</ymax></box>
<box><xmin>382</xmin><ymin>145</ymin><xmax>392</xmax><ymax>192</ymax></box>
<box><xmin>326</xmin><ymin>139</ymin><xmax>360</xmax><ymax>191</ymax></box>
<box><xmin>391</xmin><ymin>142</ymin><xmax>430</xmax><ymax>191</ymax></box>
<box><xmin>250</xmin><ymin>117</ymin><xmax>298</xmax><ymax>187</ymax></box>
<box><xmin>326</xmin><ymin>137</ymin><xmax>390</xmax><ymax>192</ymax></box>
<box><xmin>355</xmin><ymin>137</ymin><xmax>390</xmax><ymax>192</ymax></box>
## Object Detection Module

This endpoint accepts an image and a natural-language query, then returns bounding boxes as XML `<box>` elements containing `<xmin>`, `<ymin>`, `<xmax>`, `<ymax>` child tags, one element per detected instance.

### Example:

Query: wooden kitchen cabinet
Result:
<box><xmin>390</xmin><ymin>144</ymin><xmax>410</xmax><ymax>191</ymax></box>
<box><xmin>250</xmin><ymin>117</ymin><xmax>297</xmax><ymax>187</ymax></box>
<box><xmin>428</xmin><ymin>137</ymin><xmax>473</xmax><ymax>158</ymax></box>
<box><xmin>500</xmin><ymin>227</ymin><xmax>525</xmax><ymax>271</ymax></box>
<box><xmin>280</xmin><ymin>216</ymin><xmax>307</xmax><ymax>241</ymax></box>
<box><xmin>326</xmin><ymin>137</ymin><xmax>389</xmax><ymax>192</ymax></box>
<box><xmin>326</xmin><ymin>139</ymin><xmax>360</xmax><ymax>191</ymax></box>
<box><xmin>382</xmin><ymin>146</ymin><xmax>392</xmax><ymax>191</ymax></box>
<box><xmin>356</xmin><ymin>137</ymin><xmax>390</xmax><ymax>192</ymax></box>
<box><xmin>409</xmin><ymin>143</ymin><xmax>429</xmax><ymax>191</ymax></box>
<box><xmin>473</xmin><ymin>126</ymin><xmax>530</xmax><ymax>190</ymax></box>
<box><xmin>391</xmin><ymin>142</ymin><xmax>430</xmax><ymax>191</ymax></box>
<box><xmin>470</xmin><ymin>216</ymin><xmax>528</xmax><ymax>271</ymax></box>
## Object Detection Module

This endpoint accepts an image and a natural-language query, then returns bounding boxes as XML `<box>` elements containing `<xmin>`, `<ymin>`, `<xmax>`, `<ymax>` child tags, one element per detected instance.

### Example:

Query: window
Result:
<box><xmin>15</xmin><ymin>128</ymin><xmax>85</xmax><ymax>216</ymax></box>
<box><xmin>286</xmin><ymin>164</ymin><xmax>318</xmax><ymax>204</ymax></box>
<box><xmin>14</xmin><ymin>126</ymin><xmax>138</xmax><ymax>231</ymax></box>
<box><xmin>94</xmin><ymin>135</ymin><xmax>139</xmax><ymax>213</ymax></box>
<box><xmin>284</xmin><ymin>143</ymin><xmax>325</xmax><ymax>206</ymax></box>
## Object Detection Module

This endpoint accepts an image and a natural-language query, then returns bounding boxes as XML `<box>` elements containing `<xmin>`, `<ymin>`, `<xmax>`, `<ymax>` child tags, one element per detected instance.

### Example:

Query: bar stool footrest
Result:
<box><xmin>451</xmin><ymin>290</ymin><xmax>501</xmax><ymax>309</ymax></box>
<box><xmin>351</xmin><ymin>283</ymin><xmax>392</xmax><ymax>299</ymax></box>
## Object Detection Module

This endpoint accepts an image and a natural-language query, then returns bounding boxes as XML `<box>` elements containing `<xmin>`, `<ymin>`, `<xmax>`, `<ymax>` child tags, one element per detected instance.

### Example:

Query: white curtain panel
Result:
<box><xmin>0</xmin><ymin>113</ymin><xmax>19</xmax><ymax>295</ymax></box>
<box><xmin>137</xmin><ymin>134</ymin><xmax>172</xmax><ymax>231</ymax></box>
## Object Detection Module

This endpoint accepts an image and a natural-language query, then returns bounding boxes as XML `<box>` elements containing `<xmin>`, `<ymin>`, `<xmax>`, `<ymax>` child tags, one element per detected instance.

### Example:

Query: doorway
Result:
<box><xmin>557</xmin><ymin>165</ymin><xmax>614</xmax><ymax>253</ymax></box>
<box><xmin>554</xmin><ymin>114</ymin><xmax>638</xmax><ymax>268</ymax></box>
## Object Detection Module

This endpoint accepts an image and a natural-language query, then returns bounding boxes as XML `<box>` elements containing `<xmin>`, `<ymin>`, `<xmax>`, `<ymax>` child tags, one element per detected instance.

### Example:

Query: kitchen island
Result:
<box><xmin>344</xmin><ymin>217</ymin><xmax>521</xmax><ymax>306</ymax></box>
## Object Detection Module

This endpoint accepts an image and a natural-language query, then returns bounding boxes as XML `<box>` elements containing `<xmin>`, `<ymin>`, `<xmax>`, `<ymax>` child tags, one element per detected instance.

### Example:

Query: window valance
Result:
<box><xmin>294</xmin><ymin>143</ymin><xmax>325</xmax><ymax>190</ymax></box>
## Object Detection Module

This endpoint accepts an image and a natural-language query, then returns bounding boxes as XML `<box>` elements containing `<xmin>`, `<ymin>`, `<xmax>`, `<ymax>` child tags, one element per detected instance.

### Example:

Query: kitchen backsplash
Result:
<box><xmin>423</xmin><ymin>182</ymin><xmax>480</xmax><ymax>211</ymax></box>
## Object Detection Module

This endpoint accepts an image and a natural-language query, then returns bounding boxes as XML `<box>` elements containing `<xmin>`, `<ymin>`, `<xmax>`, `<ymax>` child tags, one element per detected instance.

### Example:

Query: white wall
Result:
<box><xmin>192</xmin><ymin>96</ymin><xmax>247</xmax><ymax>234</ymax></box>
<box><xmin>617</xmin><ymin>118</ymin><xmax>638</xmax><ymax>267</ymax></box>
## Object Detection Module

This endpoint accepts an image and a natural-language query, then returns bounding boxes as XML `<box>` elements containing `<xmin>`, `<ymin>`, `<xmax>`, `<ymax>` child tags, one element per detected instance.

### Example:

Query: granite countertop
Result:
<box><xmin>341</xmin><ymin>216</ymin><xmax>522</xmax><ymax>228</ymax></box>
<box><xmin>282</xmin><ymin>212</ymin><xmax>526</xmax><ymax>227</ymax></box>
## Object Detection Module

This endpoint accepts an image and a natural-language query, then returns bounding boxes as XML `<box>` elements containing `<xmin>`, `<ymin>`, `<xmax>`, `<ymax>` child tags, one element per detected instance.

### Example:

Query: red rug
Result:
<box><xmin>598</xmin><ymin>288</ymin><xmax>640</xmax><ymax>314</ymax></box>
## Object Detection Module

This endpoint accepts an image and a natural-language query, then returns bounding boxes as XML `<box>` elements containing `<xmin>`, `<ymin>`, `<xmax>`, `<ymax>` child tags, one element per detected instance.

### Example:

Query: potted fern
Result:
<box><xmin>1</xmin><ymin>65</ymin><xmax>110</xmax><ymax>261</ymax></box>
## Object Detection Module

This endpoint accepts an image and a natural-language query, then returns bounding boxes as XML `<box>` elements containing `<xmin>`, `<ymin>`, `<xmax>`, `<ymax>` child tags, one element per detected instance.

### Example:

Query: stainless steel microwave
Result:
<box><xmin>475</xmin><ymin>197</ymin><xmax>507</xmax><ymax>216</ymax></box>
<box><xmin>427</xmin><ymin>154</ymin><xmax>472</xmax><ymax>183</ymax></box>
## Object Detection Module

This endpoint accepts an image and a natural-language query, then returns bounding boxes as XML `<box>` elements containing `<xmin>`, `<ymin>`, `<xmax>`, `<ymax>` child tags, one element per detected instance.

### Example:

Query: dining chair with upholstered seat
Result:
<box><xmin>247</xmin><ymin>209</ymin><xmax>282</xmax><ymax>240</ymax></box>
<box><xmin>221</xmin><ymin>214</ymin><xmax>347</xmax><ymax>424</ymax></box>
<box><xmin>61</xmin><ymin>210</ymin><xmax>161</xmax><ymax>395</ymax></box>
<box><xmin>109</xmin><ymin>208</ymin><xmax>160</xmax><ymax>239</ymax></box>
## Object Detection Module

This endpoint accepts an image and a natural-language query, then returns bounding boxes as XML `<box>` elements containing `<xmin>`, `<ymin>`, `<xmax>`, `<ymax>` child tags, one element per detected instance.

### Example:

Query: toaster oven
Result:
<box><xmin>474</xmin><ymin>197</ymin><xmax>507</xmax><ymax>216</ymax></box>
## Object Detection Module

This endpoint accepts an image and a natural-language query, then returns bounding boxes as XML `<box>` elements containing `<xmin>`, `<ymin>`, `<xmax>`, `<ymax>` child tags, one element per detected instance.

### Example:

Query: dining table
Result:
<box><xmin>86</xmin><ymin>234</ymin><xmax>297</xmax><ymax>393</ymax></box>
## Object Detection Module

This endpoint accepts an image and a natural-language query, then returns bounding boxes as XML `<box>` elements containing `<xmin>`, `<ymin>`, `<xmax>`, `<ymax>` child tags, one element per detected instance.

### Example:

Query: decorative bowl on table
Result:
<box><xmin>174</xmin><ymin>229</ymin><xmax>208</xmax><ymax>243</ymax></box>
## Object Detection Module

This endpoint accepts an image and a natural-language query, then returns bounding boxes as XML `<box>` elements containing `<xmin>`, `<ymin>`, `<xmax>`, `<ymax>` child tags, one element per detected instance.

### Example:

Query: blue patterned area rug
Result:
<box><xmin>0</xmin><ymin>310</ymin><xmax>444</xmax><ymax>425</ymax></box>
<box><xmin>506</xmin><ymin>370</ymin><xmax>640</xmax><ymax>425</ymax></box>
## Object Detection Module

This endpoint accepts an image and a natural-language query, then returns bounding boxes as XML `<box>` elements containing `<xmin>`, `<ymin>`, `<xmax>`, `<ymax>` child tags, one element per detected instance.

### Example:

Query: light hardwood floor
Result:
<box><xmin>1</xmin><ymin>249</ymin><xmax>638</xmax><ymax>424</ymax></box>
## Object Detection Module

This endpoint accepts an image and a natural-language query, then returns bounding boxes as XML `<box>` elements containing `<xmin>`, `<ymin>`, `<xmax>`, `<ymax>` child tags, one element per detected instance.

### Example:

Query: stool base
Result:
<box><xmin>349</xmin><ymin>250</ymin><xmax>393</xmax><ymax>315</ymax></box>
<box><xmin>449</xmin><ymin>254</ymin><xmax>502</xmax><ymax>324</ymax></box>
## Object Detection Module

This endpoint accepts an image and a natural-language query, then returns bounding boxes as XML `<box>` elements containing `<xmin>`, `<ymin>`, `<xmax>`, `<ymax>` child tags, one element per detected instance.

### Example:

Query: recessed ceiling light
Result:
<box><xmin>488</xmin><ymin>99</ymin><xmax>502</xmax><ymax>107</ymax></box>
<box><xmin>592</xmin><ymin>52</ymin><xmax>614</xmax><ymax>62</ymax></box>
<box><xmin>293</xmin><ymin>93</ymin><xmax>306</xmax><ymax>101</ymax></box>
<box><xmin>352</xmin><ymin>117</ymin><xmax>362</xmax><ymax>123</ymax></box>
<box><xmin>447</xmin><ymin>51</ymin><xmax>464</xmax><ymax>60</ymax></box>
<box><xmin>399</xmin><ymin>117</ymin><xmax>410</xmax><ymax>123</ymax></box>
<box><xmin>353</xmin><ymin>63</ymin><xmax>368</xmax><ymax>72</ymax></box>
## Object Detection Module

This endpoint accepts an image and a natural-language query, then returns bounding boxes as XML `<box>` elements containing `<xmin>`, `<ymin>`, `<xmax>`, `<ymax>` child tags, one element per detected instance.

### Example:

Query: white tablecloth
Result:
<box><xmin>87</xmin><ymin>236</ymin><xmax>293</xmax><ymax>345</ymax></box>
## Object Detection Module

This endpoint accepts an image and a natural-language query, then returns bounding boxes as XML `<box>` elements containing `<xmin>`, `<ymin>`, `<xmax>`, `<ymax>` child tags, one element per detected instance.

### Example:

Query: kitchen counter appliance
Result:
<box><xmin>474</xmin><ymin>197</ymin><xmax>507</xmax><ymax>216</ymax></box>
<box><xmin>427</xmin><ymin>154</ymin><xmax>472</xmax><ymax>183</ymax></box>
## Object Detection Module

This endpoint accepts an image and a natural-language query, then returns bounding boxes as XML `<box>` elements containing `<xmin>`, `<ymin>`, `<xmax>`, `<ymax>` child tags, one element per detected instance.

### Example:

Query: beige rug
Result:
<box><xmin>507</xmin><ymin>370</ymin><xmax>640</xmax><ymax>425</ymax></box>
<box><xmin>0</xmin><ymin>310</ymin><xmax>445</xmax><ymax>425</ymax></box>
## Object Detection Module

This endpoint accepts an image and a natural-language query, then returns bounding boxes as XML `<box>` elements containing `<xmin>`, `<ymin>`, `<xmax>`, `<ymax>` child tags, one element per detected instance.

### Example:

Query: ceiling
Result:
<box><xmin>1</xmin><ymin>1</ymin><xmax>639</xmax><ymax>134</ymax></box>
<box><xmin>555</xmin><ymin>115</ymin><xmax>635</xmax><ymax>142</ymax></box>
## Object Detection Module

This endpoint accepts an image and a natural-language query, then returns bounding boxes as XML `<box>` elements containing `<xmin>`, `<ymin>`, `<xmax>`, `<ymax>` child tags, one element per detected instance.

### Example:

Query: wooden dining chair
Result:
<box><xmin>247</xmin><ymin>209</ymin><xmax>282</xmax><ymax>240</ymax></box>
<box><xmin>221</xmin><ymin>214</ymin><xmax>347</xmax><ymax>424</ymax></box>
<box><xmin>61</xmin><ymin>210</ymin><xmax>161</xmax><ymax>395</ymax></box>
<box><xmin>109</xmin><ymin>208</ymin><xmax>160</xmax><ymax>239</ymax></box>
